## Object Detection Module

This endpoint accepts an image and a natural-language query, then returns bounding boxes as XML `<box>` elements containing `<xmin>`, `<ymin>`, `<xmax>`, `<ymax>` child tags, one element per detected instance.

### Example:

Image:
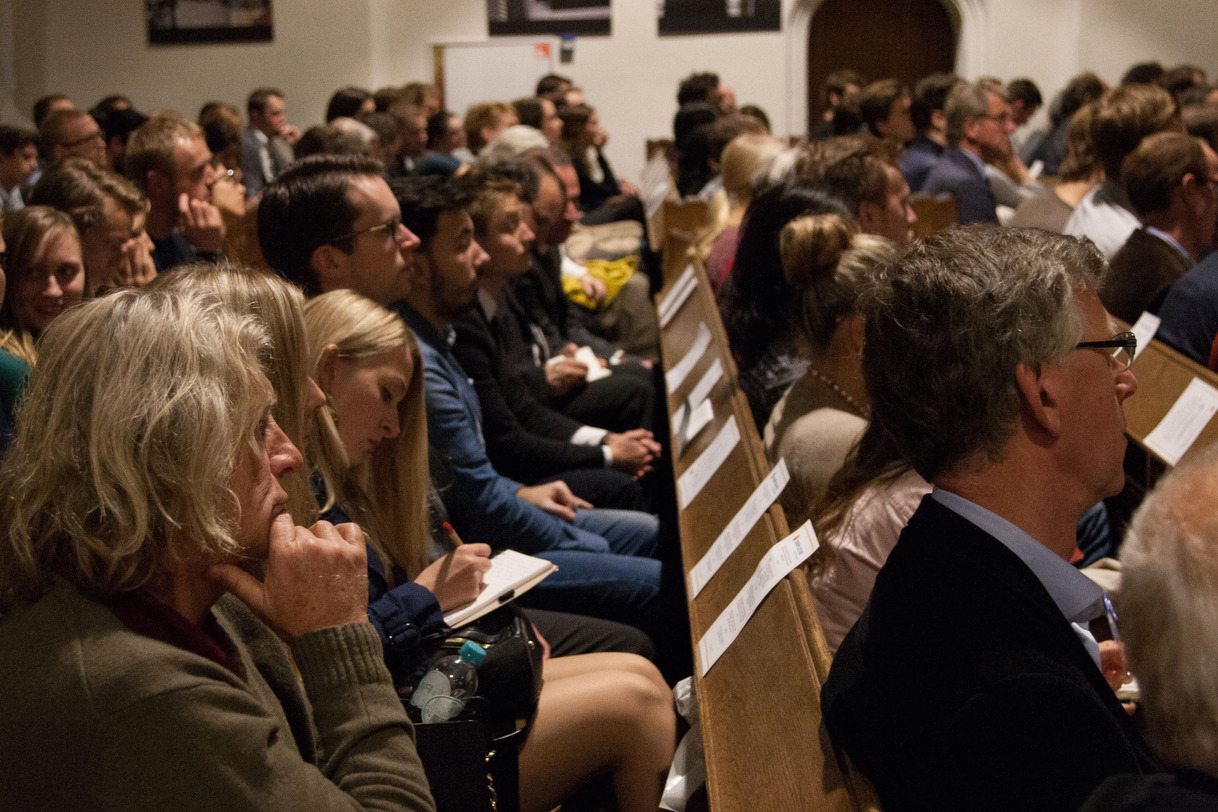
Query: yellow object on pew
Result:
<box><xmin>562</xmin><ymin>256</ymin><xmax>638</xmax><ymax>310</ymax></box>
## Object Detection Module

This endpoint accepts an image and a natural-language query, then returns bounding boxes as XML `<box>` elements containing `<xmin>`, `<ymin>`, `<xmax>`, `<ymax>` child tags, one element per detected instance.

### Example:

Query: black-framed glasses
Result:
<box><xmin>60</xmin><ymin>130</ymin><xmax>105</xmax><ymax>148</ymax></box>
<box><xmin>1076</xmin><ymin>331</ymin><xmax>1137</xmax><ymax>372</ymax></box>
<box><xmin>329</xmin><ymin>215</ymin><xmax>403</xmax><ymax>247</ymax></box>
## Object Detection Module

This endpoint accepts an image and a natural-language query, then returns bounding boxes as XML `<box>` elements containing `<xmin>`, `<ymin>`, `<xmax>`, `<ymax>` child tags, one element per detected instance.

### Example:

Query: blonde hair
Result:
<box><xmin>0</xmin><ymin>287</ymin><xmax>271</xmax><ymax>611</ymax></box>
<box><xmin>779</xmin><ymin>213</ymin><xmax>896</xmax><ymax>350</ymax></box>
<box><xmin>125</xmin><ymin>111</ymin><xmax>204</xmax><ymax>189</ymax></box>
<box><xmin>304</xmin><ymin>290</ymin><xmax>430</xmax><ymax>581</ymax></box>
<box><xmin>149</xmin><ymin>262</ymin><xmax>317</xmax><ymax>524</ymax></box>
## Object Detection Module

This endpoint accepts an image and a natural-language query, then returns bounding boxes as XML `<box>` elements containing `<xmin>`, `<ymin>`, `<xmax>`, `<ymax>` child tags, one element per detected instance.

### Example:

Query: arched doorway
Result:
<box><xmin>806</xmin><ymin>0</ymin><xmax>957</xmax><ymax>133</ymax></box>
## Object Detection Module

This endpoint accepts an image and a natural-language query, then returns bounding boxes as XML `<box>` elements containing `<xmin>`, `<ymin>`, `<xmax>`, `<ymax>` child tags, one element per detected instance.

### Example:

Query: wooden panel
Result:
<box><xmin>655</xmin><ymin>248</ymin><xmax>880</xmax><ymax>812</ymax></box>
<box><xmin>1123</xmin><ymin>332</ymin><xmax>1218</xmax><ymax>469</ymax></box>
<box><xmin>909</xmin><ymin>193</ymin><xmax>957</xmax><ymax>239</ymax></box>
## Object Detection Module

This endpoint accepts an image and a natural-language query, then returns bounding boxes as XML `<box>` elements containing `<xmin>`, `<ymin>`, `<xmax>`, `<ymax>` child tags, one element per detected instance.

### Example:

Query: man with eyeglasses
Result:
<box><xmin>39</xmin><ymin>109</ymin><xmax>107</xmax><ymax>167</ymax></box>
<box><xmin>923</xmin><ymin>80</ymin><xmax>1016</xmax><ymax>225</ymax></box>
<box><xmin>823</xmin><ymin>226</ymin><xmax>1157</xmax><ymax>812</ymax></box>
<box><xmin>257</xmin><ymin>153</ymin><xmax>420</xmax><ymax>304</ymax></box>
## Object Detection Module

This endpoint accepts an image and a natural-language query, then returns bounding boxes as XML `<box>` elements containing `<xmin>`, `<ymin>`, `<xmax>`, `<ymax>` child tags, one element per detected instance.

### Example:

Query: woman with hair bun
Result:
<box><xmin>763</xmin><ymin>212</ymin><xmax>896</xmax><ymax>525</ymax></box>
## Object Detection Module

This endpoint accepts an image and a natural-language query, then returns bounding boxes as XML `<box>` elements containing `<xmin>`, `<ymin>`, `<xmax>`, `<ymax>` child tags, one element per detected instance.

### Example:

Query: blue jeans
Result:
<box><xmin>520</xmin><ymin>548</ymin><xmax>662</xmax><ymax>636</ymax></box>
<box><xmin>572</xmin><ymin>508</ymin><xmax>658</xmax><ymax>557</ymax></box>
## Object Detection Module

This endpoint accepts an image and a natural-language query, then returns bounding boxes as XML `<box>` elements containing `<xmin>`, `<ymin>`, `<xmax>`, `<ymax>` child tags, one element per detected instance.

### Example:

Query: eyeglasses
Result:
<box><xmin>329</xmin><ymin>215</ymin><xmax>404</xmax><ymax>247</ymax></box>
<box><xmin>60</xmin><ymin>130</ymin><xmax>105</xmax><ymax>148</ymax></box>
<box><xmin>1076</xmin><ymin>331</ymin><xmax>1137</xmax><ymax>372</ymax></box>
<box><xmin>980</xmin><ymin>112</ymin><xmax>1013</xmax><ymax>126</ymax></box>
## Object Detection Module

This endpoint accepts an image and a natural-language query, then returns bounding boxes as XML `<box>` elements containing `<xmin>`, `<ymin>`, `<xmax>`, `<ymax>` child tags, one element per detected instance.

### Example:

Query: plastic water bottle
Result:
<box><xmin>410</xmin><ymin>641</ymin><xmax>487</xmax><ymax>722</ymax></box>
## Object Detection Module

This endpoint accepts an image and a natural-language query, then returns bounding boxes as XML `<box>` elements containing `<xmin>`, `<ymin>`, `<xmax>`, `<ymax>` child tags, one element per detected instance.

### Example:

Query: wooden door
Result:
<box><xmin>807</xmin><ymin>0</ymin><xmax>956</xmax><ymax>132</ymax></box>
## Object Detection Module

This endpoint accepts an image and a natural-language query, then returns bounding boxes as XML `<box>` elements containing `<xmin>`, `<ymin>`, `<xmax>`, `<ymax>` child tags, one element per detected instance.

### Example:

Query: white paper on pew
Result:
<box><xmin>684</xmin><ymin>398</ymin><xmax>714</xmax><ymax>443</ymax></box>
<box><xmin>1144</xmin><ymin>377</ymin><xmax>1218</xmax><ymax>465</ymax></box>
<box><xmin>698</xmin><ymin>520</ymin><xmax>819</xmax><ymax>676</ymax></box>
<box><xmin>659</xmin><ymin>271</ymin><xmax>698</xmax><ymax>329</ymax></box>
<box><xmin>665</xmin><ymin>322</ymin><xmax>712</xmax><ymax>393</ymax></box>
<box><xmin>688</xmin><ymin>458</ymin><xmax>790</xmax><ymax>598</ymax></box>
<box><xmin>687</xmin><ymin>357</ymin><xmax>724</xmax><ymax>408</ymax></box>
<box><xmin>1130</xmin><ymin>311</ymin><xmax>1160</xmax><ymax>362</ymax></box>
<box><xmin>657</xmin><ymin>264</ymin><xmax>695</xmax><ymax>322</ymax></box>
<box><xmin>677</xmin><ymin>414</ymin><xmax>740</xmax><ymax>508</ymax></box>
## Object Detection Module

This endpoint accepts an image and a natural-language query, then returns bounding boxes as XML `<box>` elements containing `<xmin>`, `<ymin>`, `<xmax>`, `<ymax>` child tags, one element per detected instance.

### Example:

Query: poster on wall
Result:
<box><xmin>658</xmin><ymin>0</ymin><xmax>781</xmax><ymax>35</ymax></box>
<box><xmin>146</xmin><ymin>0</ymin><xmax>273</xmax><ymax>45</ymax></box>
<box><xmin>488</xmin><ymin>0</ymin><xmax>611</xmax><ymax>37</ymax></box>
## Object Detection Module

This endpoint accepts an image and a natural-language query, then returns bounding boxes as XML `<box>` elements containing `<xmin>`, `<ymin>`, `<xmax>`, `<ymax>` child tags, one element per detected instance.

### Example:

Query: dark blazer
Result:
<box><xmin>922</xmin><ymin>146</ymin><xmax>1000</xmax><ymax>225</ymax></box>
<box><xmin>823</xmin><ymin>497</ymin><xmax>1157</xmax><ymax>812</ymax></box>
<box><xmin>1101</xmin><ymin>228</ymin><xmax>1194</xmax><ymax>325</ymax></box>
<box><xmin>452</xmin><ymin>293</ymin><xmax>606</xmax><ymax>483</ymax></box>
<box><xmin>513</xmin><ymin>249</ymin><xmax>616</xmax><ymax>358</ymax></box>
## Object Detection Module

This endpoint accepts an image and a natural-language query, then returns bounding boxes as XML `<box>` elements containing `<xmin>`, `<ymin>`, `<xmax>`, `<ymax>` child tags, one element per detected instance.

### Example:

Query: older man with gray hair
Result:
<box><xmin>922</xmin><ymin>80</ymin><xmax>1016</xmax><ymax>224</ymax></box>
<box><xmin>822</xmin><ymin>225</ymin><xmax>1157</xmax><ymax>811</ymax></box>
<box><xmin>1077</xmin><ymin>445</ymin><xmax>1218</xmax><ymax>809</ymax></box>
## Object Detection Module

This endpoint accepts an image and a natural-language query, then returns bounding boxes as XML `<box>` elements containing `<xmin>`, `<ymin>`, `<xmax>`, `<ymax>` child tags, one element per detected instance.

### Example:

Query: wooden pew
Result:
<box><xmin>1122</xmin><ymin>328</ymin><xmax>1218</xmax><ymax>492</ymax></box>
<box><xmin>655</xmin><ymin>244</ymin><xmax>880</xmax><ymax>811</ymax></box>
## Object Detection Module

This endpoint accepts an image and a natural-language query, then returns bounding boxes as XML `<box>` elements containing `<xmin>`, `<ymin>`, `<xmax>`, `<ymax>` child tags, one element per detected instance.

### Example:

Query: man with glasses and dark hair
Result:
<box><xmin>823</xmin><ymin>225</ymin><xmax>1156</xmax><ymax>812</ymax></box>
<box><xmin>923</xmin><ymin>80</ymin><xmax>1017</xmax><ymax>224</ymax></box>
<box><xmin>257</xmin><ymin>153</ymin><xmax>420</xmax><ymax>301</ymax></box>
<box><xmin>39</xmin><ymin>109</ymin><xmax>106</xmax><ymax>167</ymax></box>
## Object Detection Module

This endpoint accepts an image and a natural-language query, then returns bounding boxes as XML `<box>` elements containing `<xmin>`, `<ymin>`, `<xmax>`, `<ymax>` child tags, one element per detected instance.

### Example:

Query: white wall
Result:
<box><xmin>6</xmin><ymin>0</ymin><xmax>1218</xmax><ymax>184</ymax></box>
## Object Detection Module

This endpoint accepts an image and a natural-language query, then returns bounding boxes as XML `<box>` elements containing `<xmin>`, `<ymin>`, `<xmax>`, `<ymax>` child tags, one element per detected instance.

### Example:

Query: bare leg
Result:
<box><xmin>518</xmin><ymin>653</ymin><xmax>677</xmax><ymax>812</ymax></box>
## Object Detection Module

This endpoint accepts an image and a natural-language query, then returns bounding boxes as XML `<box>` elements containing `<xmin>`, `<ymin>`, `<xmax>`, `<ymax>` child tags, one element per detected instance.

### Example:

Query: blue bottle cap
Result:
<box><xmin>459</xmin><ymin>640</ymin><xmax>487</xmax><ymax>666</ymax></box>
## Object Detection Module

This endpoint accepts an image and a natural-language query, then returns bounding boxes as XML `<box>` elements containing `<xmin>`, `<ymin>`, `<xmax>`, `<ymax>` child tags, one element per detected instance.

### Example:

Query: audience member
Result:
<box><xmin>1081</xmin><ymin>446</ymin><xmax>1218</xmax><ymax>810</ymax></box>
<box><xmin>763</xmin><ymin>213</ymin><xmax>895</xmax><ymax>524</ymax></box>
<box><xmin>464</xmin><ymin>102</ymin><xmax>518</xmax><ymax>158</ymax></box>
<box><xmin>126</xmin><ymin>112</ymin><xmax>226</xmax><ymax>271</ymax></box>
<box><xmin>1025</xmin><ymin>71</ymin><xmax>1106</xmax><ymax>174</ymax></box>
<box><xmin>1101</xmin><ymin>132</ymin><xmax>1218</xmax><ymax>323</ymax></box>
<box><xmin>557</xmin><ymin>103</ymin><xmax>642</xmax><ymax>225</ymax></box>
<box><xmin>28</xmin><ymin>157</ymin><xmax>156</xmax><ymax>295</ymax></box>
<box><xmin>705</xmin><ymin>133</ymin><xmax>784</xmax><ymax>293</ymax></box>
<box><xmin>1121</xmin><ymin>61</ymin><xmax>1166</xmax><ymax>86</ymax></box>
<box><xmin>0</xmin><ymin>126</ymin><xmax>39</xmax><ymax>213</ymax></box>
<box><xmin>426</xmin><ymin>109</ymin><xmax>468</xmax><ymax>162</ymax></box>
<box><xmin>858</xmin><ymin>79</ymin><xmax>915</xmax><ymax>146</ymax></box>
<box><xmin>1064</xmin><ymin>83</ymin><xmax>1180</xmax><ymax>258</ymax></box>
<box><xmin>795</xmin><ymin>134</ymin><xmax>917</xmax><ymax>246</ymax></box>
<box><xmin>900</xmin><ymin>73</ymin><xmax>959</xmax><ymax>191</ymax></box>
<box><xmin>241</xmin><ymin>87</ymin><xmax>297</xmax><ymax>199</ymax></box>
<box><xmin>810</xmin><ymin>69</ymin><xmax>864</xmax><ymax>141</ymax></box>
<box><xmin>385</xmin><ymin>102</ymin><xmax>430</xmax><ymax>177</ymax></box>
<box><xmin>39</xmin><ymin>109</ymin><xmax>106</xmax><ymax>167</ymax></box>
<box><xmin>0</xmin><ymin>205</ymin><xmax>84</xmax><ymax>368</ymax></box>
<box><xmin>257</xmin><ymin>153</ymin><xmax>419</xmax><ymax>301</ymax></box>
<box><xmin>537</xmin><ymin>72</ymin><xmax>573</xmax><ymax>100</ymax></box>
<box><xmin>823</xmin><ymin>225</ymin><xmax>1154</xmax><ymax>811</ymax></box>
<box><xmin>676</xmin><ymin>71</ymin><xmax>734</xmax><ymax>116</ymax></box>
<box><xmin>0</xmin><ymin>285</ymin><xmax>435</xmax><ymax>810</ymax></box>
<box><xmin>324</xmin><ymin>86</ymin><xmax>374</xmax><ymax>123</ymax></box>
<box><xmin>1010</xmin><ymin>101</ymin><xmax>1102</xmax><ymax>231</ymax></box>
<box><xmin>401</xmin><ymin>82</ymin><xmax>441</xmax><ymax>117</ymax></box>
<box><xmin>32</xmin><ymin>94</ymin><xmax>73</xmax><ymax>129</ymax></box>
<box><xmin>922</xmin><ymin>80</ymin><xmax>1014</xmax><ymax>224</ymax></box>
<box><xmin>718</xmin><ymin>180</ymin><xmax>850</xmax><ymax>429</ymax></box>
<box><xmin>513</xmin><ymin>96</ymin><xmax>563</xmax><ymax>145</ymax></box>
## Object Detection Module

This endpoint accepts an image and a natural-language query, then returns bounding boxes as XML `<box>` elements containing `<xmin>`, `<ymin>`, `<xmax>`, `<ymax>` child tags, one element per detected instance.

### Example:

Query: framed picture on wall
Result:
<box><xmin>146</xmin><ymin>0</ymin><xmax>273</xmax><ymax>45</ymax></box>
<box><xmin>657</xmin><ymin>0</ymin><xmax>781</xmax><ymax>35</ymax></box>
<box><xmin>488</xmin><ymin>0</ymin><xmax>611</xmax><ymax>37</ymax></box>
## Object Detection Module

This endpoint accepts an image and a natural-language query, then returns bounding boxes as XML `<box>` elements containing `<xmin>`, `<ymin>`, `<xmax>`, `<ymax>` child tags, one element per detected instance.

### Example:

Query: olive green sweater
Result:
<box><xmin>0</xmin><ymin>579</ymin><xmax>436</xmax><ymax>811</ymax></box>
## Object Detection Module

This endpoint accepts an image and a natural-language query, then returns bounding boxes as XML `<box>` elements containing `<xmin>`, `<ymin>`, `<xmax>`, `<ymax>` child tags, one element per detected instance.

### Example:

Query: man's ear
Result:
<box><xmin>310</xmin><ymin>244</ymin><xmax>347</xmax><ymax>292</ymax></box>
<box><xmin>930</xmin><ymin>109</ymin><xmax>947</xmax><ymax>132</ymax></box>
<box><xmin>1015</xmin><ymin>361</ymin><xmax>1062</xmax><ymax>439</ymax></box>
<box><xmin>857</xmin><ymin>201</ymin><xmax>879</xmax><ymax>234</ymax></box>
<box><xmin>316</xmin><ymin>344</ymin><xmax>342</xmax><ymax>396</ymax></box>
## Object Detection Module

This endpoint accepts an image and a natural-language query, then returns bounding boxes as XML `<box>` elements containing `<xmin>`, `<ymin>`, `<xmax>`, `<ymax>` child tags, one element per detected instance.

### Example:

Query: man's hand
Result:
<box><xmin>605</xmin><ymin>429</ymin><xmax>661</xmax><ymax>478</ymax></box>
<box><xmin>177</xmin><ymin>193</ymin><xmax>226</xmax><ymax>254</ymax></box>
<box><xmin>517</xmin><ymin>480</ymin><xmax>592</xmax><ymax>521</ymax></box>
<box><xmin>115</xmin><ymin>235</ymin><xmax>158</xmax><ymax>288</ymax></box>
<box><xmin>618</xmin><ymin>178</ymin><xmax>638</xmax><ymax>197</ymax></box>
<box><xmin>207</xmin><ymin>515</ymin><xmax>370</xmax><ymax>642</ymax></box>
<box><xmin>414</xmin><ymin>544</ymin><xmax>493</xmax><ymax>612</ymax></box>
<box><xmin>545</xmin><ymin>357</ymin><xmax>589</xmax><ymax>396</ymax></box>
<box><xmin>278</xmin><ymin>123</ymin><xmax>302</xmax><ymax>146</ymax></box>
<box><xmin>579</xmin><ymin>273</ymin><xmax>608</xmax><ymax>306</ymax></box>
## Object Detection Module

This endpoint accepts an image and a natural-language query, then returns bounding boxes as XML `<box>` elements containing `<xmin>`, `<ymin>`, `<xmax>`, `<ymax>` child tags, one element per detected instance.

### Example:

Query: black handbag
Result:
<box><xmin>417</xmin><ymin>602</ymin><xmax>544</xmax><ymax>743</ymax></box>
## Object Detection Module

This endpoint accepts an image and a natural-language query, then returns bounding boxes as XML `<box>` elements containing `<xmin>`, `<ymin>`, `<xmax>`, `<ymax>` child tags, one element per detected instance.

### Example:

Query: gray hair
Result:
<box><xmin>945</xmin><ymin>81</ymin><xmax>995</xmax><ymax>146</ymax></box>
<box><xmin>860</xmin><ymin>225</ymin><xmax>1103</xmax><ymax>480</ymax></box>
<box><xmin>1120</xmin><ymin>443</ymin><xmax>1218</xmax><ymax>775</ymax></box>
<box><xmin>477</xmin><ymin>125</ymin><xmax>550</xmax><ymax>168</ymax></box>
<box><xmin>0</xmin><ymin>286</ymin><xmax>273</xmax><ymax>610</ymax></box>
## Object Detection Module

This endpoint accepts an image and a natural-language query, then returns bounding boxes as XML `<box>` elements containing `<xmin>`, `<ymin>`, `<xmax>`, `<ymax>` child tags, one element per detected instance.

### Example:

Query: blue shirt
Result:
<box><xmin>932</xmin><ymin>487</ymin><xmax>1105</xmax><ymax>671</ymax></box>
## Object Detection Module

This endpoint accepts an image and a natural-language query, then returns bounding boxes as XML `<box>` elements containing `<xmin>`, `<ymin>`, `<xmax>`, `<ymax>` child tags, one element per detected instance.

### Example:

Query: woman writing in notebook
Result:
<box><xmin>303</xmin><ymin>289</ymin><xmax>676</xmax><ymax>812</ymax></box>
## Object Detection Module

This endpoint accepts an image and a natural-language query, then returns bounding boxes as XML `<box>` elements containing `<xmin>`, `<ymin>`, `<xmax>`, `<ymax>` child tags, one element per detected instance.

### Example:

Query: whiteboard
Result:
<box><xmin>436</xmin><ymin>38</ymin><xmax>559</xmax><ymax>117</ymax></box>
